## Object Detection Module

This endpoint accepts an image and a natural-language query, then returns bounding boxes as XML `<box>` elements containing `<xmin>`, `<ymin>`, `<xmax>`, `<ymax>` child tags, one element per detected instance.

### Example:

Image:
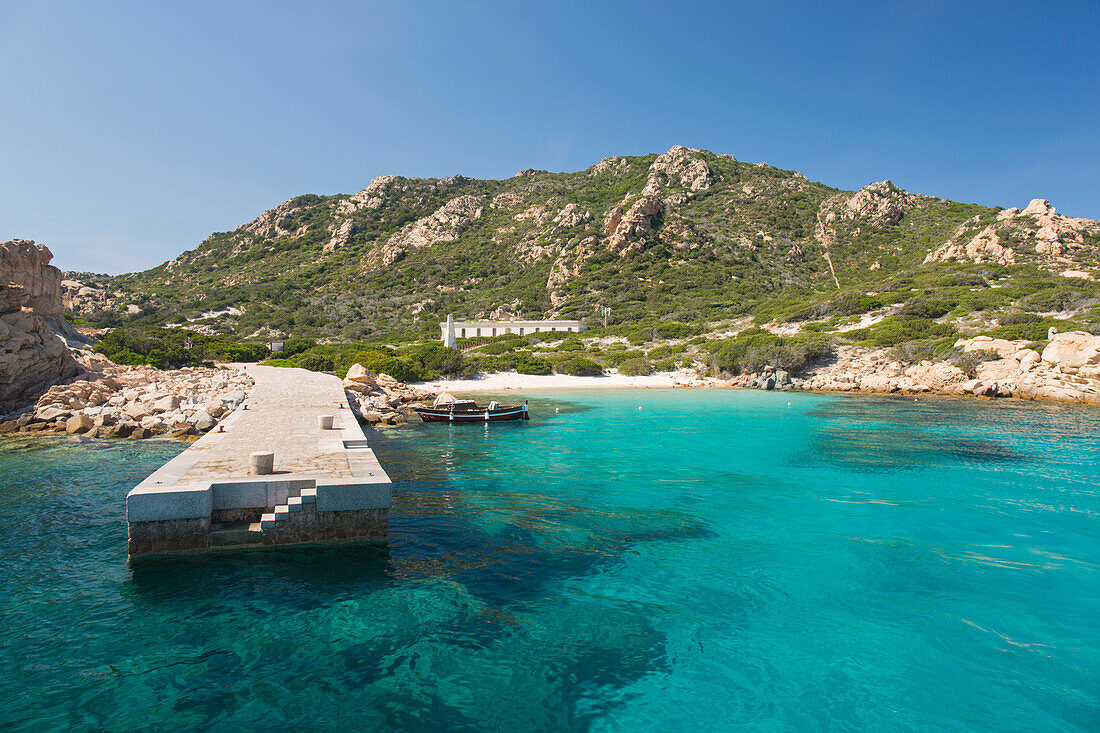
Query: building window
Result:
<box><xmin>534</xmin><ymin>327</ymin><xmax>540</xmax><ymax>332</ymax></box>
<box><xmin>519</xmin><ymin>328</ymin><xmax>524</xmax><ymax>336</ymax></box>
<box><xmin>476</xmin><ymin>328</ymin><xmax>481</xmax><ymax>337</ymax></box>
<box><xmin>492</xmin><ymin>328</ymin><xmax>496</xmax><ymax>336</ymax></box>
<box><xmin>460</xmin><ymin>329</ymin><xmax>466</xmax><ymax>338</ymax></box>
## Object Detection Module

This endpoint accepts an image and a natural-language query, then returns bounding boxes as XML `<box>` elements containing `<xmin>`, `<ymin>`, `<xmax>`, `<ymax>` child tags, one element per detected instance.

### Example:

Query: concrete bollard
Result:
<box><xmin>250</xmin><ymin>451</ymin><xmax>274</xmax><ymax>475</ymax></box>
<box><xmin>318</xmin><ymin>414</ymin><xmax>335</xmax><ymax>430</ymax></box>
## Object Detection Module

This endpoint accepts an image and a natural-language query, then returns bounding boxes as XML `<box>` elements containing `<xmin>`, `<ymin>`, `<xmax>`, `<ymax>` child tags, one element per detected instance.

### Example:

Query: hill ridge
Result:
<box><xmin>58</xmin><ymin>145</ymin><xmax>1100</xmax><ymax>343</ymax></box>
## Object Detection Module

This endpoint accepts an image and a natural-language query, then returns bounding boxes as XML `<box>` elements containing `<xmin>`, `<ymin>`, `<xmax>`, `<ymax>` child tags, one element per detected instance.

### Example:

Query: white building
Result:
<box><xmin>440</xmin><ymin>318</ymin><xmax>587</xmax><ymax>343</ymax></box>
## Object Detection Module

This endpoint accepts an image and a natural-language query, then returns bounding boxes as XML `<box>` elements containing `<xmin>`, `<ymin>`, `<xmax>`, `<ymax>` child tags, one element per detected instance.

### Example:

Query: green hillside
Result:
<box><xmin>68</xmin><ymin>146</ymin><xmax>1100</xmax><ymax>349</ymax></box>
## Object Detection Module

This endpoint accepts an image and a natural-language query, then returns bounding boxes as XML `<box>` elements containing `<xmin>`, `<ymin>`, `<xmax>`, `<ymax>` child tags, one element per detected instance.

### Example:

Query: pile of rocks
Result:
<box><xmin>343</xmin><ymin>364</ymin><xmax>435</xmax><ymax>427</ymax></box>
<box><xmin>728</xmin><ymin>366</ymin><xmax>800</xmax><ymax>391</ymax></box>
<box><xmin>796</xmin><ymin>347</ymin><xmax>957</xmax><ymax>395</ymax></box>
<box><xmin>0</xmin><ymin>353</ymin><xmax>254</xmax><ymax>439</ymax></box>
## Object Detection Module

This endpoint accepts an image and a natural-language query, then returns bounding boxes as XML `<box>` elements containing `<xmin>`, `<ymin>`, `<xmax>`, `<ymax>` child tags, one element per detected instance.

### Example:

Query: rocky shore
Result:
<box><xmin>343</xmin><ymin>363</ymin><xmax>435</xmax><ymax>426</ymax></box>
<box><xmin>0</xmin><ymin>353</ymin><xmax>254</xmax><ymax>439</ymax></box>
<box><xmin>732</xmin><ymin>330</ymin><xmax>1100</xmax><ymax>404</ymax></box>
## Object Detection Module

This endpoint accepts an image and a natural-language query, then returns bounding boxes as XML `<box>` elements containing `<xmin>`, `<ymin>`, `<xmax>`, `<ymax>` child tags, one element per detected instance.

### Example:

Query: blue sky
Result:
<box><xmin>1</xmin><ymin>1</ymin><xmax>1097</xmax><ymax>273</ymax></box>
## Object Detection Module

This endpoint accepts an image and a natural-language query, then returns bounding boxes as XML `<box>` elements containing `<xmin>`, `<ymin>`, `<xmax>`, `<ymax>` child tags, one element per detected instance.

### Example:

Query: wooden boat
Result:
<box><xmin>413</xmin><ymin>399</ymin><xmax>530</xmax><ymax>423</ymax></box>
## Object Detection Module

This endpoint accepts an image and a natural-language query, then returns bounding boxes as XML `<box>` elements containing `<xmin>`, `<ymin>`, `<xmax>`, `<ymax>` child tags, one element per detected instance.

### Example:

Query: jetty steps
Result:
<box><xmin>125</xmin><ymin>365</ymin><xmax>391</xmax><ymax>561</ymax></box>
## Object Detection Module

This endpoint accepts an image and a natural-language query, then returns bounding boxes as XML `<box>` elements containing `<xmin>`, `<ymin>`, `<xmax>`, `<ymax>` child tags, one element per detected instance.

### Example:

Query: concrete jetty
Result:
<box><xmin>125</xmin><ymin>365</ymin><xmax>390</xmax><ymax>561</ymax></box>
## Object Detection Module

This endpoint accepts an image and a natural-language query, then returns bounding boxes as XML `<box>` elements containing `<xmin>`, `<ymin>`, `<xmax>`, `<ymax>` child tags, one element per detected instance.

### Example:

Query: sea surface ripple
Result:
<box><xmin>1</xmin><ymin>390</ymin><xmax>1098</xmax><ymax>731</ymax></box>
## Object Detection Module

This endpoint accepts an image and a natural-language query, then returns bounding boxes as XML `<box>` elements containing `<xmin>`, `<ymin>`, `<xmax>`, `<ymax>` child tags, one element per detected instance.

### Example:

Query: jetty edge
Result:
<box><xmin>125</xmin><ymin>365</ymin><xmax>391</xmax><ymax>561</ymax></box>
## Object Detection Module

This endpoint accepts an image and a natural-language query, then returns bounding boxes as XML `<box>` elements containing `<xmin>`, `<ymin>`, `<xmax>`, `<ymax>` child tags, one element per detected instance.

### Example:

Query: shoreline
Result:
<box><xmin>411</xmin><ymin>367</ymin><xmax>1100</xmax><ymax>408</ymax></box>
<box><xmin>412</xmin><ymin>369</ymin><xmax>725</xmax><ymax>393</ymax></box>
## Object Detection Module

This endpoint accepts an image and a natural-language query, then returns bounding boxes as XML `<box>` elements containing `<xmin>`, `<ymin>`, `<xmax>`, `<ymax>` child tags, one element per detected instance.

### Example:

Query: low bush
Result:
<box><xmin>712</xmin><ymin>328</ymin><xmax>831</xmax><ymax>375</ymax></box>
<box><xmin>647</xmin><ymin>344</ymin><xmax>686</xmax><ymax>359</ymax></box>
<box><xmin>888</xmin><ymin>338</ymin><xmax>956</xmax><ymax>364</ymax></box>
<box><xmin>96</xmin><ymin>327</ymin><xmax>271</xmax><ymax>369</ymax></box>
<box><xmin>400</xmin><ymin>342</ymin><xmax>466</xmax><ymax>377</ymax></box>
<box><xmin>898</xmin><ymin>297</ymin><xmax>954</xmax><ymax>319</ymax></box>
<box><xmin>952</xmin><ymin>349</ymin><xmax>1001</xmax><ymax>378</ymax></box>
<box><xmin>368</xmin><ymin>357</ymin><xmax>421</xmax><ymax>383</ymax></box>
<box><xmin>617</xmin><ymin>357</ymin><xmax>653</xmax><ymax>376</ymax></box>
<box><xmin>858</xmin><ymin>316</ymin><xmax>956</xmax><ymax>347</ymax></box>
<box><xmin>511</xmin><ymin>353</ymin><xmax>552</xmax><ymax>375</ymax></box>
<box><xmin>296</xmin><ymin>352</ymin><xmax>335</xmax><ymax>372</ymax></box>
<box><xmin>557</xmin><ymin>356</ymin><xmax>603</xmax><ymax>376</ymax></box>
<box><xmin>281</xmin><ymin>338</ymin><xmax>317</xmax><ymax>357</ymax></box>
<box><xmin>602</xmin><ymin>349</ymin><xmax>648</xmax><ymax>367</ymax></box>
<box><xmin>652</xmin><ymin>357</ymin><xmax>680</xmax><ymax>372</ymax></box>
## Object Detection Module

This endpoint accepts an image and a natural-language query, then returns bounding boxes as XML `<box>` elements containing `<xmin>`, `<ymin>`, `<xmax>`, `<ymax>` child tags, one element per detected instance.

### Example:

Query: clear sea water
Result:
<box><xmin>1</xmin><ymin>389</ymin><xmax>1098</xmax><ymax>731</ymax></box>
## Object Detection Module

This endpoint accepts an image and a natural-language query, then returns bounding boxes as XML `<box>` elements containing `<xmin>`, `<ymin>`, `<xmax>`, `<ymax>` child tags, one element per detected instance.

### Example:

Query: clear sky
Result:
<box><xmin>1</xmin><ymin>1</ymin><xmax>1097</xmax><ymax>273</ymax></box>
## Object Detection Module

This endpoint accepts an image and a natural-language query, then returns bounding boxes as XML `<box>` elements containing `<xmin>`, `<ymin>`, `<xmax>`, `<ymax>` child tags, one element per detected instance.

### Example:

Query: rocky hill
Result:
<box><xmin>65</xmin><ymin>146</ymin><xmax>1100</xmax><ymax>342</ymax></box>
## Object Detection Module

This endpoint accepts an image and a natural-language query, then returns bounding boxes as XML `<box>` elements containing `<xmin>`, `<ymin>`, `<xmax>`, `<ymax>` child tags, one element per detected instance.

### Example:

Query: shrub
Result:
<box><xmin>861</xmin><ymin>316</ymin><xmax>956</xmax><ymax>347</ymax></box>
<box><xmin>479</xmin><ymin>339</ymin><xmax>522</xmax><ymax>355</ymax></box>
<box><xmin>557</xmin><ymin>356</ymin><xmax>603</xmax><ymax>376</ymax></box>
<box><xmin>821</xmin><ymin>291</ymin><xmax>884</xmax><ymax>317</ymax></box>
<box><xmin>95</xmin><ymin>326</ymin><xmax>270</xmax><ymax>368</ymax></box>
<box><xmin>952</xmin><ymin>349</ymin><xmax>1001</xmax><ymax>378</ymax></box>
<box><xmin>403</xmin><ymin>342</ymin><xmax>466</xmax><ymax>376</ymax></box>
<box><xmin>511</xmin><ymin>353</ymin><xmax>552</xmax><ymax>375</ymax></box>
<box><xmin>370</xmin><ymin>357</ymin><xmax>422</xmax><ymax>383</ymax></box>
<box><xmin>898</xmin><ymin>297</ymin><xmax>953</xmax><ymax>319</ymax></box>
<box><xmin>109</xmin><ymin>349</ymin><xmax>146</xmax><ymax>366</ymax></box>
<box><xmin>984</xmin><ymin>316</ymin><xmax>1081</xmax><ymax>342</ymax></box>
<box><xmin>282</xmin><ymin>338</ymin><xmax>317</xmax><ymax>357</ymax></box>
<box><xmin>603</xmin><ymin>349</ymin><xmax>648</xmax><ymax>367</ymax></box>
<box><xmin>652</xmin><ymin>357</ymin><xmax>680</xmax><ymax>372</ymax></box>
<box><xmin>647</xmin><ymin>344</ymin><xmax>686</xmax><ymax>359</ymax></box>
<box><xmin>888</xmin><ymin>338</ymin><xmax>955</xmax><ymax>364</ymax></box>
<box><xmin>712</xmin><ymin>328</ymin><xmax>831</xmax><ymax>375</ymax></box>
<box><xmin>296</xmin><ymin>352</ymin><xmax>335</xmax><ymax>372</ymax></box>
<box><xmin>618</xmin><ymin>357</ymin><xmax>653</xmax><ymax>376</ymax></box>
<box><xmin>654</xmin><ymin>321</ymin><xmax>700</xmax><ymax>339</ymax></box>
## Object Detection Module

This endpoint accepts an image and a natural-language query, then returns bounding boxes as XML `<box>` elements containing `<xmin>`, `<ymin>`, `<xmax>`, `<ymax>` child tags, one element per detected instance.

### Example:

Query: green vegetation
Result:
<box><xmin>262</xmin><ymin>341</ymin><xmax>471</xmax><ymax>382</ymax></box>
<box><xmin>707</xmin><ymin>328</ymin><xmax>831</xmax><ymax>375</ymax></box>
<box><xmin>71</xmin><ymin>148</ymin><xmax>1100</xmax><ymax>377</ymax></box>
<box><xmin>556</xmin><ymin>356</ymin><xmax>604</xmax><ymax>376</ymax></box>
<box><xmin>96</xmin><ymin>327</ymin><xmax>269</xmax><ymax>369</ymax></box>
<box><xmin>617</xmin><ymin>357</ymin><xmax>653</xmax><ymax>376</ymax></box>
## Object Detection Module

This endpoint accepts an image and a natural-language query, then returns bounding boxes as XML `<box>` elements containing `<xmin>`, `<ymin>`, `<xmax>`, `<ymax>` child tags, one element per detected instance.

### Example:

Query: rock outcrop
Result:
<box><xmin>324</xmin><ymin>175</ymin><xmax>406</xmax><ymax>252</ymax></box>
<box><xmin>369</xmin><ymin>195</ymin><xmax>484</xmax><ymax>268</ymax></box>
<box><xmin>605</xmin><ymin>195</ymin><xmax>664</xmax><ymax>253</ymax></box>
<box><xmin>769</xmin><ymin>331</ymin><xmax>1100</xmax><ymax>404</ymax></box>
<box><xmin>588</xmin><ymin>156</ymin><xmax>630</xmax><ymax>176</ymax></box>
<box><xmin>602</xmin><ymin>146</ymin><xmax>713</xmax><ymax>254</ymax></box>
<box><xmin>239</xmin><ymin>199</ymin><xmax>311</xmax><ymax>240</ymax></box>
<box><xmin>816</xmin><ymin>181</ymin><xmax>924</xmax><ymax>248</ymax></box>
<box><xmin>0</xmin><ymin>240</ymin><xmax>83</xmax><ymax>413</ymax></box>
<box><xmin>925</xmin><ymin>199</ymin><xmax>1100</xmax><ymax>273</ymax></box>
<box><xmin>642</xmin><ymin>145</ymin><xmax>713</xmax><ymax>196</ymax></box>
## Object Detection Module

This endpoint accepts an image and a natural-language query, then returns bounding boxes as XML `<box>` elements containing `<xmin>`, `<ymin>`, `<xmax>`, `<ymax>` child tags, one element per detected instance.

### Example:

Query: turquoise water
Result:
<box><xmin>1</xmin><ymin>390</ymin><xmax>1099</xmax><ymax>731</ymax></box>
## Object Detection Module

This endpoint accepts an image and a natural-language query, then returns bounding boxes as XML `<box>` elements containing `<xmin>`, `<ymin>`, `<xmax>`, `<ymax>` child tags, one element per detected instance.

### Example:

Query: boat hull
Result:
<box><xmin>414</xmin><ymin>406</ymin><xmax>529</xmax><ymax>423</ymax></box>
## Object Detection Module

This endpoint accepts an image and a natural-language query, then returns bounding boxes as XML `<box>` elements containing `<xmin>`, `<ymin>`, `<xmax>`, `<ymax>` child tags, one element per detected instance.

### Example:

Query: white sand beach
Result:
<box><xmin>412</xmin><ymin>369</ymin><xmax>726</xmax><ymax>393</ymax></box>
